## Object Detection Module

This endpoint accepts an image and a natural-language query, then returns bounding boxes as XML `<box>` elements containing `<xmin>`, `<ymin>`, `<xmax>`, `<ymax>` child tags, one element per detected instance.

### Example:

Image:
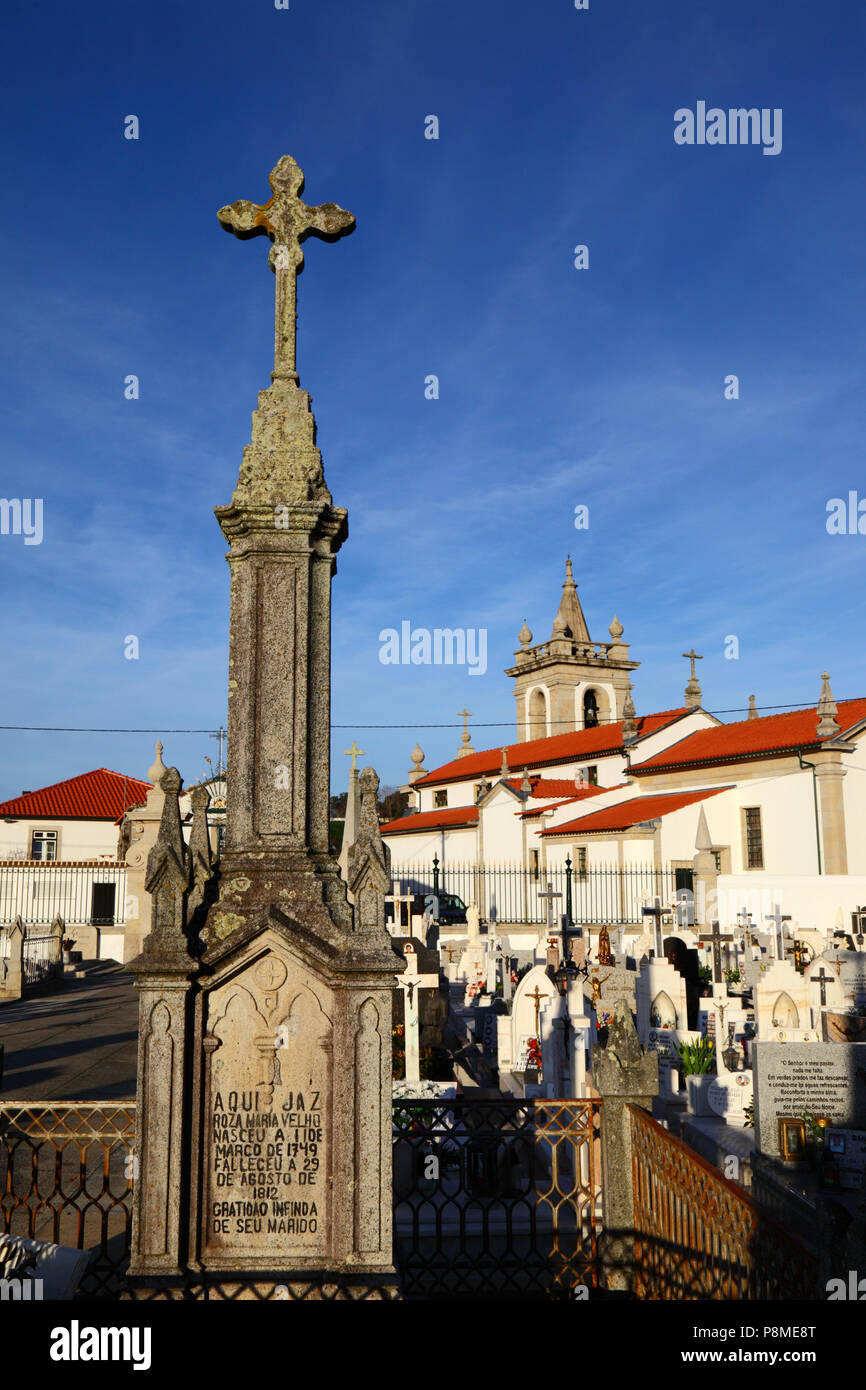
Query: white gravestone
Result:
<box><xmin>636</xmin><ymin>958</ymin><xmax>688</xmax><ymax>1045</ymax></box>
<box><xmin>646</xmin><ymin>1027</ymin><xmax>700</xmax><ymax>1101</ymax></box>
<box><xmin>753</xmin><ymin>959</ymin><xmax>813</xmax><ymax>1038</ymax></box>
<box><xmin>395</xmin><ymin>943</ymin><xmax>439</xmax><ymax>1084</ymax></box>
<box><xmin>510</xmin><ymin>965</ymin><xmax>556</xmax><ymax>1071</ymax></box>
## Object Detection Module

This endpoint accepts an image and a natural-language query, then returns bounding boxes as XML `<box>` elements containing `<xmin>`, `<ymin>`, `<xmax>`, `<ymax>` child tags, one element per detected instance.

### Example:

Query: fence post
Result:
<box><xmin>594</xmin><ymin>999</ymin><xmax>659</xmax><ymax>1293</ymax></box>
<box><xmin>50</xmin><ymin>915</ymin><xmax>65</xmax><ymax>978</ymax></box>
<box><xmin>0</xmin><ymin>916</ymin><xmax>25</xmax><ymax>1002</ymax></box>
<box><xmin>565</xmin><ymin>856</ymin><xmax>573</xmax><ymax>926</ymax></box>
<box><xmin>432</xmin><ymin>855</ymin><xmax>439</xmax><ymax>901</ymax></box>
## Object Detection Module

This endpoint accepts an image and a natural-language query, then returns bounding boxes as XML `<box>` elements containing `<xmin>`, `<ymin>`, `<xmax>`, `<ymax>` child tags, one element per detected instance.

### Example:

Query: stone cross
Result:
<box><xmin>385</xmin><ymin>891</ymin><xmax>414</xmax><ymax>934</ymax></box>
<box><xmin>344</xmin><ymin>741</ymin><xmax>365</xmax><ymax>771</ymax></box>
<box><xmin>764</xmin><ymin>903</ymin><xmax>792</xmax><ymax>960</ymax></box>
<box><xmin>682</xmin><ymin>648</ymin><xmax>703</xmax><ymax>681</ymax></box>
<box><xmin>218</xmin><ymin>154</ymin><xmax>355</xmax><ymax>385</ymax></box>
<box><xmin>699</xmin><ymin>919</ymin><xmax>734</xmax><ymax>985</ymax></box>
<box><xmin>396</xmin><ymin>943</ymin><xmax>439</xmax><ymax>1083</ymax></box>
<box><xmin>527</xmin><ymin>985</ymin><xmax>551</xmax><ymax>1040</ymax></box>
<box><xmin>813</xmin><ymin>966</ymin><xmax>833</xmax><ymax>1007</ymax></box>
<box><xmin>538</xmin><ymin>882</ymin><xmax>562</xmax><ymax>933</ymax></box>
<box><xmin>497</xmin><ymin>946</ymin><xmax>513</xmax><ymax>1003</ymax></box>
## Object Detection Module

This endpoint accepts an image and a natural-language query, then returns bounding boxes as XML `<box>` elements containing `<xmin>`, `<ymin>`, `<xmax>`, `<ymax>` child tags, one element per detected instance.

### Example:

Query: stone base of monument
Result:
<box><xmin>122</xmin><ymin>1272</ymin><xmax>402</xmax><ymax>1300</ymax></box>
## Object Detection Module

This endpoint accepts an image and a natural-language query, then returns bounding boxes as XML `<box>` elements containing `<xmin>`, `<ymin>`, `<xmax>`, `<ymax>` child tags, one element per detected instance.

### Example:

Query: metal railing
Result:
<box><xmin>0</xmin><ymin>862</ymin><xmax>127</xmax><ymax>928</ymax></box>
<box><xmin>393</xmin><ymin>1097</ymin><xmax>602</xmax><ymax>1298</ymax></box>
<box><xmin>391</xmin><ymin>860</ymin><xmax>683</xmax><ymax>927</ymax></box>
<box><xmin>0</xmin><ymin>1103</ymin><xmax>136</xmax><ymax>1299</ymax></box>
<box><xmin>629</xmin><ymin>1104</ymin><xmax>818</xmax><ymax>1299</ymax></box>
<box><xmin>21</xmin><ymin>934</ymin><xmax>60</xmax><ymax>988</ymax></box>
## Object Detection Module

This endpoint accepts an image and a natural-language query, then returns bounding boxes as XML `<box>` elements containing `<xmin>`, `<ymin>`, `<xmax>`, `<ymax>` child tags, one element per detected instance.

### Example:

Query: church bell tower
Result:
<box><xmin>505</xmin><ymin>558</ymin><xmax>639</xmax><ymax>742</ymax></box>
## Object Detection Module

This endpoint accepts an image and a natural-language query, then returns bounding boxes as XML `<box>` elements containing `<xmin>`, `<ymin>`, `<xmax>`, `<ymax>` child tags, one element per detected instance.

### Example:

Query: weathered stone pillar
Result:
<box><xmin>125</xmin><ymin>155</ymin><xmax>400</xmax><ymax>1300</ymax></box>
<box><xmin>119</xmin><ymin>743</ymin><xmax>169</xmax><ymax>963</ymax></box>
<box><xmin>594</xmin><ymin>1000</ymin><xmax>658</xmax><ymax>1293</ymax></box>
<box><xmin>0</xmin><ymin>917</ymin><xmax>25</xmax><ymax>1002</ymax></box>
<box><xmin>49</xmin><ymin>915</ymin><xmax>64</xmax><ymax>978</ymax></box>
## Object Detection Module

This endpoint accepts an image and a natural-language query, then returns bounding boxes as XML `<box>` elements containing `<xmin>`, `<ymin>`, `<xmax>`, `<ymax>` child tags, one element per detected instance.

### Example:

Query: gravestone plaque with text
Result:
<box><xmin>753</xmin><ymin>1041</ymin><xmax>866</xmax><ymax>1157</ymax></box>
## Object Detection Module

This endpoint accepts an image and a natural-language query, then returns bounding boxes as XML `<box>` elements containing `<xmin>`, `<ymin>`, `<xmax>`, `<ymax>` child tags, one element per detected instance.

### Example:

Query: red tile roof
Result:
<box><xmin>629</xmin><ymin>699</ymin><xmax>866</xmax><ymax>775</ymax></box>
<box><xmin>0</xmin><ymin>769</ymin><xmax>152</xmax><ymax>821</ymax></box>
<box><xmin>503</xmin><ymin>777</ymin><xmax>603</xmax><ymax>799</ymax></box>
<box><xmin>414</xmin><ymin>710</ymin><xmax>691</xmax><ymax>787</ymax></box>
<box><xmin>381</xmin><ymin>805</ymin><xmax>479</xmax><ymax>835</ymax></box>
<box><xmin>518</xmin><ymin>786</ymin><xmax>611</xmax><ymax>818</ymax></box>
<box><xmin>542</xmin><ymin>787</ymin><xmax>729</xmax><ymax>836</ymax></box>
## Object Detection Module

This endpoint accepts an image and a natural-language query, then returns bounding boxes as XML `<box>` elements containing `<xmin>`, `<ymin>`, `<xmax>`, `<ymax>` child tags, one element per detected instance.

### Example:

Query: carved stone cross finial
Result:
<box><xmin>682</xmin><ymin>648</ymin><xmax>703</xmax><ymax>681</ymax></box>
<box><xmin>218</xmin><ymin>155</ymin><xmax>355</xmax><ymax>385</ymax></box>
<box><xmin>344</xmin><ymin>740</ymin><xmax>366</xmax><ymax>772</ymax></box>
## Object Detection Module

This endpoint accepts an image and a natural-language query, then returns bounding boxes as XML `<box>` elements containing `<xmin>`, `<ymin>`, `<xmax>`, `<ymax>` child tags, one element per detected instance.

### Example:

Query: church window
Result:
<box><xmin>576</xmin><ymin>847</ymin><xmax>588</xmax><ymax>880</ymax></box>
<box><xmin>434</xmin><ymin>790</ymin><xmax>448</xmax><ymax>809</ymax></box>
<box><xmin>743</xmin><ymin>807</ymin><xmax>764</xmax><ymax>869</ymax></box>
<box><xmin>529</xmin><ymin>849</ymin><xmax>539</xmax><ymax>880</ymax></box>
<box><xmin>583</xmin><ymin>689</ymin><xmax>599</xmax><ymax>728</ymax></box>
<box><xmin>528</xmin><ymin>688</ymin><xmax>546</xmax><ymax>740</ymax></box>
<box><xmin>586</xmin><ymin>765</ymin><xmax>598</xmax><ymax>786</ymax></box>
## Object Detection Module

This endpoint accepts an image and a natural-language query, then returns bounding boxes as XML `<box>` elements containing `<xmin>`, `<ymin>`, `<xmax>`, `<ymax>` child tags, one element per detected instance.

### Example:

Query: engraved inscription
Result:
<box><xmin>203</xmin><ymin>952</ymin><xmax>332</xmax><ymax>1260</ymax></box>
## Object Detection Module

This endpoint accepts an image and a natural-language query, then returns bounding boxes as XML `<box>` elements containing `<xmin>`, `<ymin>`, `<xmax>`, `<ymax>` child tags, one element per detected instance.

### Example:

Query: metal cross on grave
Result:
<box><xmin>813</xmin><ymin>965</ymin><xmax>834</xmax><ymax>1008</ymax></box>
<box><xmin>699</xmin><ymin>919</ymin><xmax>734</xmax><ymax>986</ymax></box>
<box><xmin>642</xmin><ymin>898</ymin><xmax>672</xmax><ymax>958</ymax></box>
<box><xmin>764</xmin><ymin>903</ymin><xmax>792</xmax><ymax>961</ymax></box>
<box><xmin>395</xmin><ymin>943</ymin><xmax>439</xmax><ymax>1084</ymax></box>
<box><xmin>218</xmin><ymin>155</ymin><xmax>355</xmax><ymax>385</ymax></box>
<box><xmin>538</xmin><ymin>882</ymin><xmax>562</xmax><ymax>933</ymax></box>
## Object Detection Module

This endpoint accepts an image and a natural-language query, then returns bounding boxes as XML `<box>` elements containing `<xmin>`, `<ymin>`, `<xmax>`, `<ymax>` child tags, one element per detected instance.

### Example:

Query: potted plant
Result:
<box><xmin>61</xmin><ymin>936</ymin><xmax>76</xmax><ymax>965</ymax></box>
<box><xmin>724</xmin><ymin>966</ymin><xmax>742</xmax><ymax>993</ymax></box>
<box><xmin>697</xmin><ymin>964</ymin><xmax>713</xmax><ymax>996</ymax></box>
<box><xmin>675</xmin><ymin>1036</ymin><xmax>716</xmax><ymax>1115</ymax></box>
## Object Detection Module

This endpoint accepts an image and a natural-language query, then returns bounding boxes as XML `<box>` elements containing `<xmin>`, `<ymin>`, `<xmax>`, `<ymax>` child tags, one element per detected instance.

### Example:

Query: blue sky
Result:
<box><xmin>0</xmin><ymin>0</ymin><xmax>864</xmax><ymax>803</ymax></box>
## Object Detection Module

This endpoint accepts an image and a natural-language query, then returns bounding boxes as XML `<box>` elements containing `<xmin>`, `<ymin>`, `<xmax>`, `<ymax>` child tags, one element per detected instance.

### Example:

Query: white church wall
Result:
<box><xmin>716</xmin><ymin>873</ymin><xmax>866</xmax><ymax>937</ymax></box>
<box><xmin>384</xmin><ymin>825</ymin><xmax>477</xmax><ymax>870</ymax></box>
<box><xmin>841</xmin><ymin>750</ymin><xmax>866</xmax><ymax>874</ymax></box>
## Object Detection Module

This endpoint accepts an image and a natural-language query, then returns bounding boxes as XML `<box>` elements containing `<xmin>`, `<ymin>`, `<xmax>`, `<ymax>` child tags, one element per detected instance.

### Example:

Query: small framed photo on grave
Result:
<box><xmin>827</xmin><ymin>1131</ymin><xmax>846</xmax><ymax>1156</ymax></box>
<box><xmin>778</xmin><ymin>1117</ymin><xmax>807</xmax><ymax>1162</ymax></box>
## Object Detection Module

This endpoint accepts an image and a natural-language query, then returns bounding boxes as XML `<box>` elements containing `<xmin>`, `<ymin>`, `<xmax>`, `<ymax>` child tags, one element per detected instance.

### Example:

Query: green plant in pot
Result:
<box><xmin>675</xmin><ymin>1036</ymin><xmax>716</xmax><ymax>1116</ymax></box>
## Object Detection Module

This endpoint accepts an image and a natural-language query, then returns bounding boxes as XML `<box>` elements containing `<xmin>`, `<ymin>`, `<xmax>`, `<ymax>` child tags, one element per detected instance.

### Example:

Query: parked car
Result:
<box><xmin>385</xmin><ymin>890</ymin><xmax>469</xmax><ymax>928</ymax></box>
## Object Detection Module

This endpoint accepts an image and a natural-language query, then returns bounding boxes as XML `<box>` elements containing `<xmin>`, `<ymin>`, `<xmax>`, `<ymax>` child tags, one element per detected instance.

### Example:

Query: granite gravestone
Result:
<box><xmin>125</xmin><ymin>156</ymin><xmax>401</xmax><ymax>1301</ymax></box>
<box><xmin>752</xmin><ymin>1041</ymin><xmax>866</xmax><ymax>1157</ymax></box>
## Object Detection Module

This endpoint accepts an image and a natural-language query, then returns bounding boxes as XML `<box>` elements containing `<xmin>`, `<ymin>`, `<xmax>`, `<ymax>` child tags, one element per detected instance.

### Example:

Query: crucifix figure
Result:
<box><xmin>764</xmin><ymin>903</ymin><xmax>792</xmax><ymax>961</ymax></box>
<box><xmin>527</xmin><ymin>985</ymin><xmax>550</xmax><ymax>1040</ymax></box>
<box><xmin>344</xmin><ymin>741</ymin><xmax>366</xmax><ymax>772</ymax></box>
<box><xmin>218</xmin><ymin>155</ymin><xmax>355</xmax><ymax>385</ymax></box>
<box><xmin>699</xmin><ymin>919</ymin><xmax>734</xmax><ymax>986</ymax></box>
<box><xmin>396</xmin><ymin>943</ymin><xmax>439</xmax><ymax>1083</ymax></box>
<box><xmin>642</xmin><ymin>898</ymin><xmax>671</xmax><ymax>958</ymax></box>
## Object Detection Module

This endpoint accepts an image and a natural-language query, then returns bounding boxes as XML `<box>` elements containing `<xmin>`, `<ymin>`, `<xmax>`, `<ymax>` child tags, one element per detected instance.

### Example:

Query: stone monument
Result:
<box><xmin>125</xmin><ymin>155</ymin><xmax>401</xmax><ymax>1300</ymax></box>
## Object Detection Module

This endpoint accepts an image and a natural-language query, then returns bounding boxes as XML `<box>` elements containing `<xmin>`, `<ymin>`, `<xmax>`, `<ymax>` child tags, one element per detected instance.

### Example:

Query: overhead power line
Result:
<box><xmin>0</xmin><ymin>696</ymin><xmax>861</xmax><ymax>735</ymax></box>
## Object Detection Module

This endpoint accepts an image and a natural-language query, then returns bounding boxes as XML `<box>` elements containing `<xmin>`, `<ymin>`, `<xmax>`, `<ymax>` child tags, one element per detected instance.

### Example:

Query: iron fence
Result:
<box><xmin>390</xmin><ymin>860</ymin><xmax>685</xmax><ymax>927</ymax></box>
<box><xmin>0</xmin><ymin>1103</ymin><xmax>136</xmax><ymax>1299</ymax></box>
<box><xmin>393</xmin><ymin>1097</ymin><xmax>602</xmax><ymax>1298</ymax></box>
<box><xmin>0</xmin><ymin>862</ymin><xmax>127</xmax><ymax>928</ymax></box>
<box><xmin>21</xmin><ymin>934</ymin><xmax>60</xmax><ymax>989</ymax></box>
<box><xmin>629</xmin><ymin>1104</ymin><xmax>818</xmax><ymax>1299</ymax></box>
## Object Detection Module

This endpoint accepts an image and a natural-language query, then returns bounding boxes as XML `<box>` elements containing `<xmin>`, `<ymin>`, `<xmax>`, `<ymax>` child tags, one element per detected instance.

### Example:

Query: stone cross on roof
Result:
<box><xmin>218</xmin><ymin>155</ymin><xmax>355</xmax><ymax>385</ymax></box>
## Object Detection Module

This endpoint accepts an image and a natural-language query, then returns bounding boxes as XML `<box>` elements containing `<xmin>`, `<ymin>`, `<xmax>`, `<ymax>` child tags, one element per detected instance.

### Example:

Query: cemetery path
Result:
<box><xmin>0</xmin><ymin>969</ymin><xmax>138</xmax><ymax>1100</ymax></box>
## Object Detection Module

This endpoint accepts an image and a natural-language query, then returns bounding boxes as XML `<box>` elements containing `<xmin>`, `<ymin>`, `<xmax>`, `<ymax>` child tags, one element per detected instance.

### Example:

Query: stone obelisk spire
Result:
<box><xmin>207</xmin><ymin>155</ymin><xmax>358</xmax><ymax>946</ymax></box>
<box><xmin>126</xmin><ymin>156</ymin><xmax>400</xmax><ymax>1300</ymax></box>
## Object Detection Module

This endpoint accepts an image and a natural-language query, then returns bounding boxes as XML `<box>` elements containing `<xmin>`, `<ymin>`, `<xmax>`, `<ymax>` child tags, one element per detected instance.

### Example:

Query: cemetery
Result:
<box><xmin>0</xmin><ymin>148</ymin><xmax>864</xmax><ymax>1315</ymax></box>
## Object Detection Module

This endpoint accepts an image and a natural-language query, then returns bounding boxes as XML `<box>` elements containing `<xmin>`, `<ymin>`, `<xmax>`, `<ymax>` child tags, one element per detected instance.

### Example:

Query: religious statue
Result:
<box><xmin>597</xmin><ymin>923</ymin><xmax>612</xmax><ymax>966</ymax></box>
<box><xmin>465</xmin><ymin>902</ymin><xmax>481</xmax><ymax>942</ymax></box>
<box><xmin>589</xmin><ymin>972</ymin><xmax>611</xmax><ymax>1007</ymax></box>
